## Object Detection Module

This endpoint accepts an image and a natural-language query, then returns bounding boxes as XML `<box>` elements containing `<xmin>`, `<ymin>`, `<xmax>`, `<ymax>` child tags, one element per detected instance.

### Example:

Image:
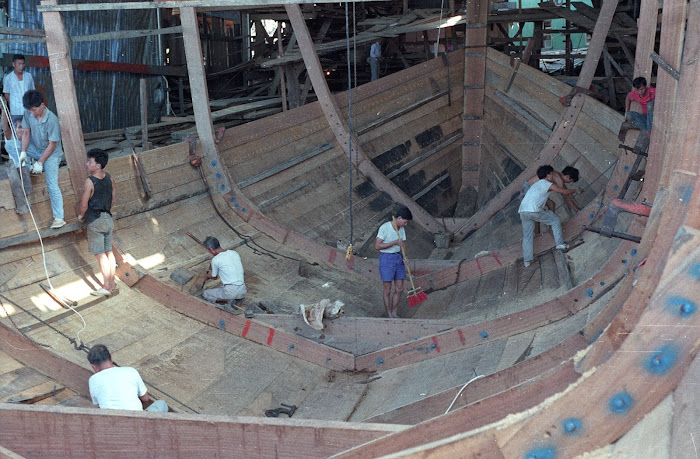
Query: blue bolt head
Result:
<box><xmin>609</xmin><ymin>392</ymin><xmax>633</xmax><ymax>414</ymax></box>
<box><xmin>589</xmin><ymin>213</ymin><xmax>595</xmax><ymax>220</ymax></box>
<box><xmin>562</xmin><ymin>418</ymin><xmax>582</xmax><ymax>434</ymax></box>
<box><xmin>600</xmin><ymin>282</ymin><xmax>605</xmax><ymax>286</ymax></box>
<box><xmin>613</xmin><ymin>185</ymin><xmax>619</xmax><ymax>190</ymax></box>
<box><xmin>220</xmin><ymin>184</ymin><xmax>225</xmax><ymax>191</ymax></box>
<box><xmin>666</xmin><ymin>297</ymin><xmax>697</xmax><ymax>318</ymax></box>
<box><xmin>430</xmin><ymin>343</ymin><xmax>436</xmax><ymax>349</ymax></box>
<box><xmin>241</xmin><ymin>208</ymin><xmax>247</xmax><ymax>213</ymax></box>
<box><xmin>216</xmin><ymin>173</ymin><xmax>222</xmax><ymax>178</ymax></box>
<box><xmin>622</xmin><ymin>259</ymin><xmax>628</xmax><ymax>264</ymax></box>
<box><xmin>525</xmin><ymin>446</ymin><xmax>556</xmax><ymax>459</ymax></box>
<box><xmin>630</xmin><ymin>249</ymin><xmax>638</xmax><ymax>256</ymax></box>
<box><xmin>289</xmin><ymin>344</ymin><xmax>294</xmax><ymax>350</ymax></box>
<box><xmin>211</xmin><ymin>160</ymin><xmax>218</xmax><ymax>166</ymax></box>
<box><xmin>218</xmin><ymin>320</ymin><xmax>225</xmax><ymax>330</ymax></box>
<box><xmin>587</xmin><ymin>288</ymin><xmax>594</xmax><ymax>297</ymax></box>
<box><xmin>644</xmin><ymin>345</ymin><xmax>678</xmax><ymax>375</ymax></box>
<box><xmin>234</xmin><ymin>204</ymin><xmax>240</xmax><ymax>209</ymax></box>
<box><xmin>480</xmin><ymin>331</ymin><xmax>488</xmax><ymax>339</ymax></box>
<box><xmin>231</xmin><ymin>197</ymin><xmax>237</xmax><ymax>202</ymax></box>
<box><xmin>624</xmin><ymin>165</ymin><xmax>629</xmax><ymax>171</ymax></box>
<box><xmin>376</xmin><ymin>357</ymin><xmax>384</xmax><ymax>364</ymax></box>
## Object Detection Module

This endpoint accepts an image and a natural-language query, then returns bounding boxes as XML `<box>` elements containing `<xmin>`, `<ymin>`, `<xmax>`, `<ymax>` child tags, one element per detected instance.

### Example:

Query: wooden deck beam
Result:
<box><xmin>0</xmin><ymin>404</ymin><xmax>403</xmax><ymax>458</ymax></box>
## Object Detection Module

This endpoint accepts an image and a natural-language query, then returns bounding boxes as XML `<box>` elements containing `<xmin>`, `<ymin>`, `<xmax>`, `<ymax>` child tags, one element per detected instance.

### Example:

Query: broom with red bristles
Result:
<box><xmin>392</xmin><ymin>217</ymin><xmax>428</xmax><ymax>307</ymax></box>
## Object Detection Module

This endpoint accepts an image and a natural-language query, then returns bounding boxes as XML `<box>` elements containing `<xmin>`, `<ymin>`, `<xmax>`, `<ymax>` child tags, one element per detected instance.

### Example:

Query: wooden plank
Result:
<box><xmin>634</xmin><ymin>0</ymin><xmax>659</xmax><ymax>82</ymax></box>
<box><xmin>0</xmin><ymin>404</ymin><xmax>402</xmax><ymax>458</ymax></box>
<box><xmin>575</xmin><ymin>0</ymin><xmax>619</xmax><ymax>90</ymax></box>
<box><xmin>671</xmin><ymin>349</ymin><xmax>700</xmax><ymax>457</ymax></box>
<box><xmin>294</xmin><ymin>382</ymin><xmax>367</xmax><ymax>421</ymax></box>
<box><xmin>0</xmin><ymin>322</ymin><xmax>91</xmax><ymax>397</ymax></box>
<box><xmin>366</xmin><ymin>334</ymin><xmax>587</xmax><ymax>425</ymax></box>
<box><xmin>237</xmin><ymin>143</ymin><xmax>333</xmax><ymax>188</ymax></box>
<box><xmin>5</xmin><ymin>54</ymin><xmax>187</xmax><ymax>78</ymax></box>
<box><xmin>133</xmin><ymin>275</ymin><xmax>356</xmax><ymax>371</ymax></box>
<box><xmin>38</xmin><ymin>0</ymin><xmax>386</xmax><ymax>11</ymax></box>
<box><xmin>180</xmin><ymin>7</ymin><xmax>232</xmax><ymax>196</ymax></box>
<box><xmin>41</xmin><ymin>1</ymin><xmax>88</xmax><ymax>204</ymax></box>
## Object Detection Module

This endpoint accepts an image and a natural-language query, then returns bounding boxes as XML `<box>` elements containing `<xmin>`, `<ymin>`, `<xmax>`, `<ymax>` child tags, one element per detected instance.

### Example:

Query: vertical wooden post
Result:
<box><xmin>277</xmin><ymin>22</ymin><xmax>288</xmax><ymax>111</ymax></box>
<box><xmin>140</xmin><ymin>77</ymin><xmax>149</xmax><ymax>151</ymax></box>
<box><xmin>180</xmin><ymin>6</ymin><xmax>231</xmax><ymax>195</ymax></box>
<box><xmin>646</xmin><ymin>0</ymin><xmax>689</xmax><ymax>191</ymax></box>
<box><xmin>40</xmin><ymin>0</ymin><xmax>88</xmax><ymax>201</ymax></box>
<box><xmin>460</xmin><ymin>0</ymin><xmax>488</xmax><ymax>199</ymax></box>
<box><xmin>285</xmin><ymin>4</ymin><xmax>444</xmax><ymax>234</ymax></box>
<box><xmin>634</xmin><ymin>0</ymin><xmax>658</xmax><ymax>82</ymax></box>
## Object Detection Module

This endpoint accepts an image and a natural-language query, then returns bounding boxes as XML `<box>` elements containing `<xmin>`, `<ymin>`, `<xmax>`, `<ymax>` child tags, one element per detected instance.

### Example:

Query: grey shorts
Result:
<box><xmin>87</xmin><ymin>213</ymin><xmax>114</xmax><ymax>255</ymax></box>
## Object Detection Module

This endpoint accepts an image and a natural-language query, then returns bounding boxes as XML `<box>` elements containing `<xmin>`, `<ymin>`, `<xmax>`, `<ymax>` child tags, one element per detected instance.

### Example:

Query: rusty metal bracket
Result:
<box><xmin>584</xmin><ymin>198</ymin><xmax>651</xmax><ymax>242</ymax></box>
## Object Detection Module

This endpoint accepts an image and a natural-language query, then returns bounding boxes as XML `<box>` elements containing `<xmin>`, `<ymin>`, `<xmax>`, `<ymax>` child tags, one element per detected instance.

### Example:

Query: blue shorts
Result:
<box><xmin>379</xmin><ymin>252</ymin><xmax>406</xmax><ymax>282</ymax></box>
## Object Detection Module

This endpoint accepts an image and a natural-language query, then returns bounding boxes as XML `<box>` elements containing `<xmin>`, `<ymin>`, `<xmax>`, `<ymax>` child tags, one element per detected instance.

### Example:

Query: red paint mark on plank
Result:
<box><xmin>458</xmin><ymin>329</ymin><xmax>466</xmax><ymax>345</ymax></box>
<box><xmin>492</xmin><ymin>252</ymin><xmax>502</xmax><ymax>266</ymax></box>
<box><xmin>347</xmin><ymin>257</ymin><xmax>355</xmax><ymax>270</ymax></box>
<box><xmin>242</xmin><ymin>320</ymin><xmax>251</xmax><ymax>338</ymax></box>
<box><xmin>328</xmin><ymin>250</ymin><xmax>336</xmax><ymax>264</ymax></box>
<box><xmin>267</xmin><ymin>328</ymin><xmax>275</xmax><ymax>345</ymax></box>
<box><xmin>476</xmin><ymin>257</ymin><xmax>483</xmax><ymax>275</ymax></box>
<box><xmin>432</xmin><ymin>336</ymin><xmax>441</xmax><ymax>353</ymax></box>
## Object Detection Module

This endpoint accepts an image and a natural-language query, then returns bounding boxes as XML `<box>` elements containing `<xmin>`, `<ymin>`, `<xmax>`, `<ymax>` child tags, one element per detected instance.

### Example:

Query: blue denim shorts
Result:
<box><xmin>379</xmin><ymin>252</ymin><xmax>406</xmax><ymax>282</ymax></box>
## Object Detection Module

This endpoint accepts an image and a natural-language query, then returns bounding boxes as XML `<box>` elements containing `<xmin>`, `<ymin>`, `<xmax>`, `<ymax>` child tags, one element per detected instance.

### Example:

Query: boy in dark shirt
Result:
<box><xmin>78</xmin><ymin>149</ymin><xmax>117</xmax><ymax>297</ymax></box>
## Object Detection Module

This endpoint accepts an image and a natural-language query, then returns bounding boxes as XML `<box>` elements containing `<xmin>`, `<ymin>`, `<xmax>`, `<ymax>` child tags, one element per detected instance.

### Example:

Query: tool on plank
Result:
<box><xmin>40</xmin><ymin>283</ymin><xmax>77</xmax><ymax>308</ymax></box>
<box><xmin>124</xmin><ymin>130</ymin><xmax>152</xmax><ymax>199</ymax></box>
<box><xmin>265</xmin><ymin>403</ymin><xmax>297</xmax><ymax>418</ymax></box>
<box><xmin>392</xmin><ymin>217</ymin><xmax>428</xmax><ymax>307</ymax></box>
<box><xmin>186</xmin><ymin>232</ymin><xmax>211</xmax><ymax>294</ymax></box>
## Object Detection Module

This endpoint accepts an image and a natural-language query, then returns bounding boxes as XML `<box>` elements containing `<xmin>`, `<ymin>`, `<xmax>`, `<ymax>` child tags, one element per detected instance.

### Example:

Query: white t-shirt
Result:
<box><xmin>3</xmin><ymin>71</ymin><xmax>35</xmax><ymax>116</ymax></box>
<box><xmin>519</xmin><ymin>179</ymin><xmax>552</xmax><ymax>213</ymax></box>
<box><xmin>89</xmin><ymin>366</ymin><xmax>147</xmax><ymax>410</ymax></box>
<box><xmin>376</xmin><ymin>221</ymin><xmax>405</xmax><ymax>253</ymax></box>
<box><xmin>212</xmin><ymin>250</ymin><xmax>245</xmax><ymax>286</ymax></box>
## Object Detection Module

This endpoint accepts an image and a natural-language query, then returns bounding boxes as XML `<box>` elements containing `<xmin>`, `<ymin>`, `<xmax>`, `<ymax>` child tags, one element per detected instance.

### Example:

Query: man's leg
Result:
<box><xmin>93</xmin><ymin>252</ymin><xmax>112</xmax><ymax>295</ymax></box>
<box><xmin>370</xmin><ymin>58</ymin><xmax>379</xmax><ymax>81</ymax></box>
<box><xmin>105</xmin><ymin>250</ymin><xmax>116</xmax><ymax>292</ymax></box>
<box><xmin>203</xmin><ymin>285</ymin><xmax>227</xmax><ymax>303</ymax></box>
<box><xmin>625</xmin><ymin>111</ymin><xmax>647</xmax><ymax>132</ymax></box>
<box><xmin>382</xmin><ymin>281</ymin><xmax>393</xmax><ymax>317</ymax></box>
<box><xmin>391</xmin><ymin>279</ymin><xmax>404</xmax><ymax>318</ymax></box>
<box><xmin>646</xmin><ymin>101</ymin><xmax>654</xmax><ymax>131</ymax></box>
<box><xmin>538</xmin><ymin>210</ymin><xmax>565</xmax><ymax>246</ymax></box>
<box><xmin>145</xmin><ymin>399</ymin><xmax>168</xmax><ymax>412</ymax></box>
<box><xmin>520</xmin><ymin>213</ymin><xmax>536</xmax><ymax>265</ymax></box>
<box><xmin>42</xmin><ymin>153</ymin><xmax>64</xmax><ymax>220</ymax></box>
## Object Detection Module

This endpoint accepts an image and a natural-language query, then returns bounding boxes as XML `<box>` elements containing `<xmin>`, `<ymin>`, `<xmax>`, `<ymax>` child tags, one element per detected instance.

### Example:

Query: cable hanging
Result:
<box><xmin>345</xmin><ymin>1</ymin><xmax>355</xmax><ymax>252</ymax></box>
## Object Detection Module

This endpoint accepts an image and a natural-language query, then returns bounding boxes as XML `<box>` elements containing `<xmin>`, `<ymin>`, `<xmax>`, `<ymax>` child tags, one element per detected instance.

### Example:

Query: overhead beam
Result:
<box><xmin>1</xmin><ymin>54</ymin><xmax>187</xmax><ymax>77</ymax></box>
<box><xmin>284</xmin><ymin>4</ymin><xmax>446</xmax><ymax>235</ymax></box>
<box><xmin>575</xmin><ymin>0</ymin><xmax>620</xmax><ymax>90</ymax></box>
<box><xmin>38</xmin><ymin>0</ymin><xmax>382</xmax><ymax>12</ymax></box>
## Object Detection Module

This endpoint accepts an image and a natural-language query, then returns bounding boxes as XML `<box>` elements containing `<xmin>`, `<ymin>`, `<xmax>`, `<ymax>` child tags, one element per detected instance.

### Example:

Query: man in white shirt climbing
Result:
<box><xmin>519</xmin><ymin>165</ymin><xmax>581</xmax><ymax>267</ymax></box>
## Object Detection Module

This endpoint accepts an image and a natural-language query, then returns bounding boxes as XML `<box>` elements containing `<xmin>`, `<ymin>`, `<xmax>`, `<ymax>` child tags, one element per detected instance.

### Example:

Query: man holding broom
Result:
<box><xmin>375</xmin><ymin>206</ymin><xmax>414</xmax><ymax>318</ymax></box>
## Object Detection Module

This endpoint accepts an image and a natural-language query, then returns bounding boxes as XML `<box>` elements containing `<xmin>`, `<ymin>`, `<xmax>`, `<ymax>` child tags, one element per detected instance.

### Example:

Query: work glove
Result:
<box><xmin>31</xmin><ymin>161</ymin><xmax>43</xmax><ymax>175</ymax></box>
<box><xmin>19</xmin><ymin>151</ymin><xmax>27</xmax><ymax>166</ymax></box>
<box><xmin>77</xmin><ymin>214</ymin><xmax>84</xmax><ymax>222</ymax></box>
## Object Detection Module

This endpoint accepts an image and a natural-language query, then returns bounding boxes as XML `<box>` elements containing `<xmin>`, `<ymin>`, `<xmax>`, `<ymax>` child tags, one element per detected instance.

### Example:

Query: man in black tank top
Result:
<box><xmin>78</xmin><ymin>149</ymin><xmax>117</xmax><ymax>297</ymax></box>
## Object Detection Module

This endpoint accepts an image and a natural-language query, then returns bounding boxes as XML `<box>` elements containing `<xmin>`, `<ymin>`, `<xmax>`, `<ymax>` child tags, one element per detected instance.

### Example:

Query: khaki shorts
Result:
<box><xmin>87</xmin><ymin>213</ymin><xmax>114</xmax><ymax>255</ymax></box>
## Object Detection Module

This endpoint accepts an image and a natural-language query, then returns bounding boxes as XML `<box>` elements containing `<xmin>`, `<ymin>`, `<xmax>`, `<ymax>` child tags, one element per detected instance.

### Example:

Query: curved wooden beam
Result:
<box><xmin>284</xmin><ymin>5</ymin><xmax>446</xmax><ymax>235</ymax></box>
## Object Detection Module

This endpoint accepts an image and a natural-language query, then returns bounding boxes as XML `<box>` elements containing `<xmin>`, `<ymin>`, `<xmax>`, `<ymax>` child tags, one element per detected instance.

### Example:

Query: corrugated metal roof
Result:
<box><xmin>3</xmin><ymin>0</ymin><xmax>167</xmax><ymax>133</ymax></box>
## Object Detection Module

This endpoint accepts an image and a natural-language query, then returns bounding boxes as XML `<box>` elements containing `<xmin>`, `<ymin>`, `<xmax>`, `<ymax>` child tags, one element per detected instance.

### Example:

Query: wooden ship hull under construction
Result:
<box><xmin>0</xmin><ymin>2</ymin><xmax>699</xmax><ymax>458</ymax></box>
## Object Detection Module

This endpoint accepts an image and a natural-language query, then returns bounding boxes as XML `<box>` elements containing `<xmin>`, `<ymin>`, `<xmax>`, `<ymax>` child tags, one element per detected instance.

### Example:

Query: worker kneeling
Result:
<box><xmin>202</xmin><ymin>236</ymin><xmax>247</xmax><ymax>303</ymax></box>
<box><xmin>87</xmin><ymin>344</ymin><xmax>168</xmax><ymax>412</ymax></box>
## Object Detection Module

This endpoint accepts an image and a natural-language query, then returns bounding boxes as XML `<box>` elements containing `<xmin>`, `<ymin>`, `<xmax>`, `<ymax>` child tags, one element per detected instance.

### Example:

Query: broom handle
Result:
<box><xmin>392</xmin><ymin>217</ymin><xmax>419</xmax><ymax>293</ymax></box>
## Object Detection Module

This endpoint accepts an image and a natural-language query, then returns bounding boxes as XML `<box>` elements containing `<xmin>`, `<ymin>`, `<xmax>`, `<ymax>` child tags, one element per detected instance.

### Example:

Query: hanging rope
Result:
<box><xmin>0</xmin><ymin>97</ymin><xmax>88</xmax><ymax>348</ymax></box>
<box><xmin>345</xmin><ymin>1</ymin><xmax>355</xmax><ymax>249</ymax></box>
